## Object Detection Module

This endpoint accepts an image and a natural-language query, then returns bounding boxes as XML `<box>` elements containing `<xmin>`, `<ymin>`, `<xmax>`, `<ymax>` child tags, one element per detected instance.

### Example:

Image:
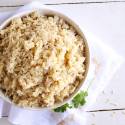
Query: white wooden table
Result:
<box><xmin>0</xmin><ymin>0</ymin><xmax>125</xmax><ymax>125</ymax></box>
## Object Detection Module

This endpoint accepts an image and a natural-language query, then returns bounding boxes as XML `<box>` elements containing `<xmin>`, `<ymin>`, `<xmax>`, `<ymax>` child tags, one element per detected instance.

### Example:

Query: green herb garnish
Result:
<box><xmin>53</xmin><ymin>91</ymin><xmax>88</xmax><ymax>112</ymax></box>
<box><xmin>53</xmin><ymin>103</ymin><xmax>70</xmax><ymax>112</ymax></box>
<box><xmin>72</xmin><ymin>91</ymin><xmax>88</xmax><ymax>108</ymax></box>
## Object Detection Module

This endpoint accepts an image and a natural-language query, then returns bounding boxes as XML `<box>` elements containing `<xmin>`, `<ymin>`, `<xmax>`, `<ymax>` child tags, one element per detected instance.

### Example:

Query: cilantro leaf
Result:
<box><xmin>53</xmin><ymin>91</ymin><xmax>88</xmax><ymax>112</ymax></box>
<box><xmin>53</xmin><ymin>103</ymin><xmax>70</xmax><ymax>112</ymax></box>
<box><xmin>72</xmin><ymin>91</ymin><xmax>88</xmax><ymax>108</ymax></box>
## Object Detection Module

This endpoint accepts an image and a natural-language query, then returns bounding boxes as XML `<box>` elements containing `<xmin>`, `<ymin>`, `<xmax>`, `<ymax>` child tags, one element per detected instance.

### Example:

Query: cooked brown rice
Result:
<box><xmin>0</xmin><ymin>11</ymin><xmax>86</xmax><ymax>107</ymax></box>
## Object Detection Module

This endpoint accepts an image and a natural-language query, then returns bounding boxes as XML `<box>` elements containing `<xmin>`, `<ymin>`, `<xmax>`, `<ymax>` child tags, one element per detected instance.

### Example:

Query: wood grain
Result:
<box><xmin>1</xmin><ymin>109</ymin><xmax>125</xmax><ymax>125</ymax></box>
<box><xmin>0</xmin><ymin>0</ymin><xmax>125</xmax><ymax>6</ymax></box>
<box><xmin>0</xmin><ymin>7</ymin><xmax>17</xmax><ymax>12</ymax></box>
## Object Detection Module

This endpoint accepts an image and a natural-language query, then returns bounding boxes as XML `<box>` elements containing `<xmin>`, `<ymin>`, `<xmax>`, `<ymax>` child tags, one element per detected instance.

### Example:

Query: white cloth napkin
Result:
<box><xmin>0</xmin><ymin>2</ymin><xmax>124</xmax><ymax>125</ymax></box>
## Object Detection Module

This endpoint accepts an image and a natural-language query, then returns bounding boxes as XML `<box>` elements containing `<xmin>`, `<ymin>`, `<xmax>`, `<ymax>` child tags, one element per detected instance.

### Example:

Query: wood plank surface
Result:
<box><xmin>1</xmin><ymin>109</ymin><xmax>125</xmax><ymax>125</ymax></box>
<box><xmin>0</xmin><ymin>0</ymin><xmax>125</xmax><ymax>111</ymax></box>
<box><xmin>0</xmin><ymin>1</ymin><xmax>125</xmax><ymax>125</ymax></box>
<box><xmin>0</xmin><ymin>0</ymin><xmax>125</xmax><ymax>6</ymax></box>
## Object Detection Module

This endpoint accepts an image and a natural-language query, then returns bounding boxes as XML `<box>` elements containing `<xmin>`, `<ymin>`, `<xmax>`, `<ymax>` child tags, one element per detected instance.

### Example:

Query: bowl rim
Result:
<box><xmin>0</xmin><ymin>8</ymin><xmax>90</xmax><ymax>110</ymax></box>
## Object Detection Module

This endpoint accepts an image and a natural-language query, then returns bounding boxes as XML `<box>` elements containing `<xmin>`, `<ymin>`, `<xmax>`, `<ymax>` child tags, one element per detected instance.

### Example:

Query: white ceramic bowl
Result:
<box><xmin>0</xmin><ymin>8</ymin><xmax>90</xmax><ymax>109</ymax></box>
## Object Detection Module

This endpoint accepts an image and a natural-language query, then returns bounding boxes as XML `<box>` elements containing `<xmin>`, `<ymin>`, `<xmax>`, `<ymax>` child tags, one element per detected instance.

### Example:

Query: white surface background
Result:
<box><xmin>0</xmin><ymin>0</ymin><xmax>125</xmax><ymax>125</ymax></box>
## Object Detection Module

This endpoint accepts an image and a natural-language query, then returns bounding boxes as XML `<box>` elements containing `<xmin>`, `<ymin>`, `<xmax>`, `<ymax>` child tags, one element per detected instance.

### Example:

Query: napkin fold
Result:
<box><xmin>0</xmin><ymin>1</ymin><xmax>124</xmax><ymax>125</ymax></box>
